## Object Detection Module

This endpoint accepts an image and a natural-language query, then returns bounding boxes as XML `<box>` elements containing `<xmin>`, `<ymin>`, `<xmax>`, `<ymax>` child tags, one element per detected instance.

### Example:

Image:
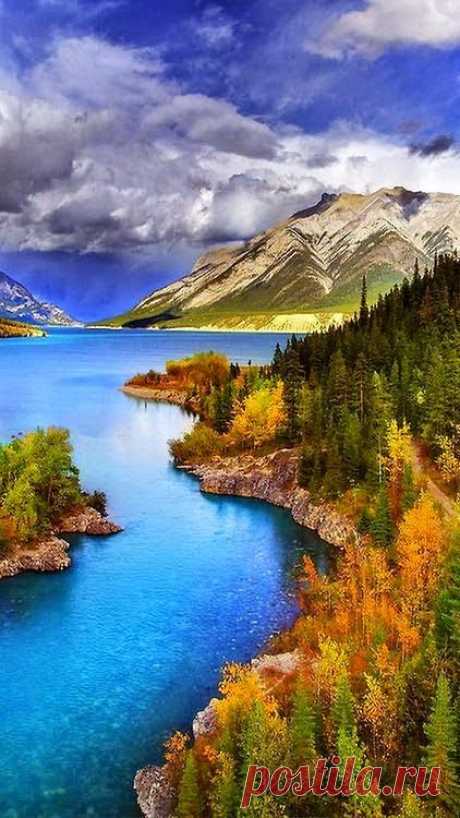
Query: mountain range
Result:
<box><xmin>103</xmin><ymin>186</ymin><xmax>460</xmax><ymax>332</ymax></box>
<box><xmin>0</xmin><ymin>271</ymin><xmax>76</xmax><ymax>326</ymax></box>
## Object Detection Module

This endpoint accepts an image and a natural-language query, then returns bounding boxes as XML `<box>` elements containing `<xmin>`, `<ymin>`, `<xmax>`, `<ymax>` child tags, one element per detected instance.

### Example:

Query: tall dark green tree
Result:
<box><xmin>289</xmin><ymin>682</ymin><xmax>317</xmax><ymax>768</ymax></box>
<box><xmin>359</xmin><ymin>273</ymin><xmax>369</xmax><ymax>327</ymax></box>
<box><xmin>282</xmin><ymin>346</ymin><xmax>304</xmax><ymax>443</ymax></box>
<box><xmin>177</xmin><ymin>751</ymin><xmax>202</xmax><ymax>818</ymax></box>
<box><xmin>425</xmin><ymin>673</ymin><xmax>459</xmax><ymax>816</ymax></box>
<box><xmin>370</xmin><ymin>486</ymin><xmax>394</xmax><ymax>547</ymax></box>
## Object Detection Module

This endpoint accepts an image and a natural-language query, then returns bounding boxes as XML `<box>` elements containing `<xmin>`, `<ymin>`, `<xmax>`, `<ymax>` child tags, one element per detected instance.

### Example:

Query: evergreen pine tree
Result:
<box><xmin>425</xmin><ymin>673</ymin><xmax>459</xmax><ymax>815</ymax></box>
<box><xmin>359</xmin><ymin>273</ymin><xmax>369</xmax><ymax>327</ymax></box>
<box><xmin>282</xmin><ymin>346</ymin><xmax>303</xmax><ymax>443</ymax></box>
<box><xmin>342</xmin><ymin>410</ymin><xmax>364</xmax><ymax>483</ymax></box>
<box><xmin>370</xmin><ymin>486</ymin><xmax>394</xmax><ymax>547</ymax></box>
<box><xmin>324</xmin><ymin>437</ymin><xmax>344</xmax><ymax>497</ymax></box>
<box><xmin>238</xmin><ymin>700</ymin><xmax>271</xmax><ymax>817</ymax></box>
<box><xmin>435</xmin><ymin>530</ymin><xmax>460</xmax><ymax>675</ymax></box>
<box><xmin>332</xmin><ymin>673</ymin><xmax>355</xmax><ymax>741</ymax></box>
<box><xmin>272</xmin><ymin>343</ymin><xmax>283</xmax><ymax>377</ymax></box>
<box><xmin>211</xmin><ymin>754</ymin><xmax>239</xmax><ymax>818</ymax></box>
<box><xmin>298</xmin><ymin>444</ymin><xmax>315</xmax><ymax>488</ymax></box>
<box><xmin>401</xmin><ymin>463</ymin><xmax>418</xmax><ymax>513</ymax></box>
<box><xmin>289</xmin><ymin>682</ymin><xmax>317</xmax><ymax>768</ymax></box>
<box><xmin>334</xmin><ymin>675</ymin><xmax>383</xmax><ymax>816</ymax></box>
<box><xmin>177</xmin><ymin>751</ymin><xmax>202</xmax><ymax>818</ymax></box>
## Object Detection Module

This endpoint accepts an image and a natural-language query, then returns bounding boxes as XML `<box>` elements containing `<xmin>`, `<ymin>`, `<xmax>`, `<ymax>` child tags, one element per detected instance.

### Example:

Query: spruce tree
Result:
<box><xmin>370</xmin><ymin>486</ymin><xmax>394</xmax><ymax>547</ymax></box>
<box><xmin>401</xmin><ymin>463</ymin><xmax>418</xmax><ymax>513</ymax></box>
<box><xmin>298</xmin><ymin>444</ymin><xmax>315</xmax><ymax>488</ymax></box>
<box><xmin>425</xmin><ymin>673</ymin><xmax>459</xmax><ymax>815</ymax></box>
<box><xmin>282</xmin><ymin>346</ymin><xmax>303</xmax><ymax>443</ymax></box>
<box><xmin>435</xmin><ymin>531</ymin><xmax>460</xmax><ymax>676</ymax></box>
<box><xmin>334</xmin><ymin>675</ymin><xmax>383</xmax><ymax>816</ymax></box>
<box><xmin>332</xmin><ymin>673</ymin><xmax>355</xmax><ymax>741</ymax></box>
<box><xmin>239</xmin><ymin>700</ymin><xmax>270</xmax><ymax>817</ymax></box>
<box><xmin>272</xmin><ymin>342</ymin><xmax>283</xmax><ymax>376</ymax></box>
<box><xmin>324</xmin><ymin>437</ymin><xmax>344</xmax><ymax>497</ymax></box>
<box><xmin>289</xmin><ymin>682</ymin><xmax>317</xmax><ymax>768</ymax></box>
<box><xmin>177</xmin><ymin>751</ymin><xmax>202</xmax><ymax>818</ymax></box>
<box><xmin>211</xmin><ymin>754</ymin><xmax>239</xmax><ymax>818</ymax></box>
<box><xmin>359</xmin><ymin>273</ymin><xmax>369</xmax><ymax>327</ymax></box>
<box><xmin>342</xmin><ymin>410</ymin><xmax>363</xmax><ymax>483</ymax></box>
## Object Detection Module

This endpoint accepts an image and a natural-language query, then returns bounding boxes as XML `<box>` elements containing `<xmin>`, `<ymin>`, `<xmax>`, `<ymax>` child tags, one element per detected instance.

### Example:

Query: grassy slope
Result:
<box><xmin>0</xmin><ymin>318</ymin><xmax>46</xmax><ymax>338</ymax></box>
<box><xmin>97</xmin><ymin>260</ymin><xmax>411</xmax><ymax>330</ymax></box>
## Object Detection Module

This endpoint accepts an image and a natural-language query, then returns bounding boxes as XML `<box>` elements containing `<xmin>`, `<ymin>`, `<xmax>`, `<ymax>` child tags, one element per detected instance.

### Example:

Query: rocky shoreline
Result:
<box><xmin>121</xmin><ymin>384</ymin><xmax>201</xmax><ymax>414</ymax></box>
<box><xmin>134</xmin><ymin>447</ymin><xmax>357</xmax><ymax>818</ymax></box>
<box><xmin>134</xmin><ymin>649</ymin><xmax>303</xmax><ymax>818</ymax></box>
<box><xmin>0</xmin><ymin>506</ymin><xmax>123</xmax><ymax>580</ymax></box>
<box><xmin>186</xmin><ymin>448</ymin><xmax>356</xmax><ymax>547</ymax></box>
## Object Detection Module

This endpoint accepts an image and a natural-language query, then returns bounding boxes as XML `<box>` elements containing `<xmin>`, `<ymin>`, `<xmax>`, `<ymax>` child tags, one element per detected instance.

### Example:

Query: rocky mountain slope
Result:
<box><xmin>0</xmin><ymin>271</ymin><xmax>76</xmax><ymax>325</ymax></box>
<box><xmin>105</xmin><ymin>187</ymin><xmax>460</xmax><ymax>331</ymax></box>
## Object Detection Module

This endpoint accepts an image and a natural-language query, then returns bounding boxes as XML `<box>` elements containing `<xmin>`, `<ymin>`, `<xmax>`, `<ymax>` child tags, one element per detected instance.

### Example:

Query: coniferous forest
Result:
<box><xmin>159</xmin><ymin>255</ymin><xmax>460</xmax><ymax>818</ymax></box>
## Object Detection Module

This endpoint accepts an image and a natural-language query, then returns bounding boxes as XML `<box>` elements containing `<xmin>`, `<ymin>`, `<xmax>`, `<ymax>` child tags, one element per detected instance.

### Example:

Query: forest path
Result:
<box><xmin>410</xmin><ymin>441</ymin><xmax>456</xmax><ymax>518</ymax></box>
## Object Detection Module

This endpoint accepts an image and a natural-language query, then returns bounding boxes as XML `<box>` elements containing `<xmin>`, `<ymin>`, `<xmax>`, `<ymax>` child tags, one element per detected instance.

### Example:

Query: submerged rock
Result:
<box><xmin>134</xmin><ymin>765</ymin><xmax>174</xmax><ymax>818</ymax></box>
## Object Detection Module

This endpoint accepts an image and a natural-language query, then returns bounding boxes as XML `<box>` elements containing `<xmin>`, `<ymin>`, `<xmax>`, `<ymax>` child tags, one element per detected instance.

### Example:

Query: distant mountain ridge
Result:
<box><xmin>104</xmin><ymin>187</ymin><xmax>460</xmax><ymax>332</ymax></box>
<box><xmin>0</xmin><ymin>271</ymin><xmax>76</xmax><ymax>326</ymax></box>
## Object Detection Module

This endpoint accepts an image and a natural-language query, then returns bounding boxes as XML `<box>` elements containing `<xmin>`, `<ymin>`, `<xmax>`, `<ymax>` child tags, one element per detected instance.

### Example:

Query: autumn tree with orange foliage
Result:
<box><xmin>397</xmin><ymin>494</ymin><xmax>446</xmax><ymax>625</ymax></box>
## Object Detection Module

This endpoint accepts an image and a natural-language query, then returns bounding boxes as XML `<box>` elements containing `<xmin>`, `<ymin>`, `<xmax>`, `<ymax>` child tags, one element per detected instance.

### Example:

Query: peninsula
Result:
<box><xmin>126</xmin><ymin>255</ymin><xmax>460</xmax><ymax>818</ymax></box>
<box><xmin>0</xmin><ymin>427</ymin><xmax>122</xmax><ymax>579</ymax></box>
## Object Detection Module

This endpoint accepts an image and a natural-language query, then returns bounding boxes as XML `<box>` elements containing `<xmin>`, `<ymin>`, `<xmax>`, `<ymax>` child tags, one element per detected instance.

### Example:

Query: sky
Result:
<box><xmin>1</xmin><ymin>0</ymin><xmax>460</xmax><ymax>321</ymax></box>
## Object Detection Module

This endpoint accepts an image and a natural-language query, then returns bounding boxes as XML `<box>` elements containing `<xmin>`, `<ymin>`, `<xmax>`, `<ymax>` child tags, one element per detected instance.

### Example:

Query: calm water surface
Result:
<box><xmin>0</xmin><ymin>329</ymin><xmax>329</xmax><ymax>818</ymax></box>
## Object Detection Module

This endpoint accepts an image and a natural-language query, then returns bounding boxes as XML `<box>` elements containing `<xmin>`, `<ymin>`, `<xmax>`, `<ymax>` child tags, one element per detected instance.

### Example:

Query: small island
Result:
<box><xmin>0</xmin><ymin>426</ymin><xmax>122</xmax><ymax>579</ymax></box>
<box><xmin>126</xmin><ymin>256</ymin><xmax>460</xmax><ymax>818</ymax></box>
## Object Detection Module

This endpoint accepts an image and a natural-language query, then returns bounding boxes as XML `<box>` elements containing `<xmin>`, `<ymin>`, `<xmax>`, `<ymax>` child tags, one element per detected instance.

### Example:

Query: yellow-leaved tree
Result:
<box><xmin>397</xmin><ymin>493</ymin><xmax>445</xmax><ymax>625</ymax></box>
<box><xmin>230</xmin><ymin>382</ymin><xmax>285</xmax><ymax>450</ymax></box>
<box><xmin>386</xmin><ymin>419</ymin><xmax>413</xmax><ymax>520</ymax></box>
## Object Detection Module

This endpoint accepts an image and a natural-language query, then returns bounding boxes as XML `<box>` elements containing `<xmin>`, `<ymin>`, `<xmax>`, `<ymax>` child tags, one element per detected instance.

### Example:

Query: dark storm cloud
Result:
<box><xmin>305</xmin><ymin>152</ymin><xmax>338</xmax><ymax>169</ymax></box>
<box><xmin>409</xmin><ymin>135</ymin><xmax>456</xmax><ymax>157</ymax></box>
<box><xmin>2</xmin><ymin>23</ymin><xmax>460</xmax><ymax>263</ymax></box>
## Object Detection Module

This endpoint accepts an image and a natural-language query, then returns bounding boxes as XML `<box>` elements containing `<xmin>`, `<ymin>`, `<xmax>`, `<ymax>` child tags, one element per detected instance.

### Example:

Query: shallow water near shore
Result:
<box><xmin>0</xmin><ymin>328</ymin><xmax>329</xmax><ymax>818</ymax></box>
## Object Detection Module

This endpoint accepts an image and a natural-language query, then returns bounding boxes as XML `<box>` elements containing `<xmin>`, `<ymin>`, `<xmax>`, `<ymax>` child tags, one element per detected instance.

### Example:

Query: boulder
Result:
<box><xmin>58</xmin><ymin>506</ymin><xmax>123</xmax><ymax>535</ymax></box>
<box><xmin>0</xmin><ymin>535</ymin><xmax>71</xmax><ymax>579</ymax></box>
<box><xmin>192</xmin><ymin>698</ymin><xmax>219</xmax><ymax>739</ymax></box>
<box><xmin>134</xmin><ymin>765</ymin><xmax>174</xmax><ymax>818</ymax></box>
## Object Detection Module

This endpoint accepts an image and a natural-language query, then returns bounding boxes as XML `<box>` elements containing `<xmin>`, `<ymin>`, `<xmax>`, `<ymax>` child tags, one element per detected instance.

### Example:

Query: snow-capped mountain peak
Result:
<box><xmin>0</xmin><ymin>271</ymin><xmax>77</xmax><ymax>326</ymax></box>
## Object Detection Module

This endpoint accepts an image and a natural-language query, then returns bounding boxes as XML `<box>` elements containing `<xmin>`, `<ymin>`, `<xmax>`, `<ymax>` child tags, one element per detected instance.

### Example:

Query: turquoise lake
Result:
<box><xmin>0</xmin><ymin>329</ymin><xmax>329</xmax><ymax>818</ymax></box>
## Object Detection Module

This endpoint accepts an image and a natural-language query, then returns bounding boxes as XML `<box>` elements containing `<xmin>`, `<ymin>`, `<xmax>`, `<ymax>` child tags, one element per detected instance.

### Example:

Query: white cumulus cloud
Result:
<box><xmin>2</xmin><ymin>33</ymin><xmax>460</xmax><ymax>260</ymax></box>
<box><xmin>308</xmin><ymin>0</ymin><xmax>460</xmax><ymax>59</ymax></box>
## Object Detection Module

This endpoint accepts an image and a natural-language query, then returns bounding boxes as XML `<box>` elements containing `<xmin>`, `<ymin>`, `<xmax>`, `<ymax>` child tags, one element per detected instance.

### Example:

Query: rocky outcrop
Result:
<box><xmin>251</xmin><ymin>649</ymin><xmax>301</xmax><ymax>677</ymax></box>
<box><xmin>58</xmin><ymin>506</ymin><xmax>123</xmax><ymax>536</ymax></box>
<box><xmin>188</xmin><ymin>448</ymin><xmax>356</xmax><ymax>549</ymax></box>
<box><xmin>134</xmin><ymin>766</ymin><xmax>175</xmax><ymax>818</ymax></box>
<box><xmin>0</xmin><ymin>506</ymin><xmax>122</xmax><ymax>580</ymax></box>
<box><xmin>135</xmin><ymin>648</ymin><xmax>305</xmax><ymax>818</ymax></box>
<box><xmin>0</xmin><ymin>535</ymin><xmax>71</xmax><ymax>579</ymax></box>
<box><xmin>193</xmin><ymin>698</ymin><xmax>219</xmax><ymax>740</ymax></box>
<box><xmin>134</xmin><ymin>450</ymin><xmax>357</xmax><ymax>818</ymax></box>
